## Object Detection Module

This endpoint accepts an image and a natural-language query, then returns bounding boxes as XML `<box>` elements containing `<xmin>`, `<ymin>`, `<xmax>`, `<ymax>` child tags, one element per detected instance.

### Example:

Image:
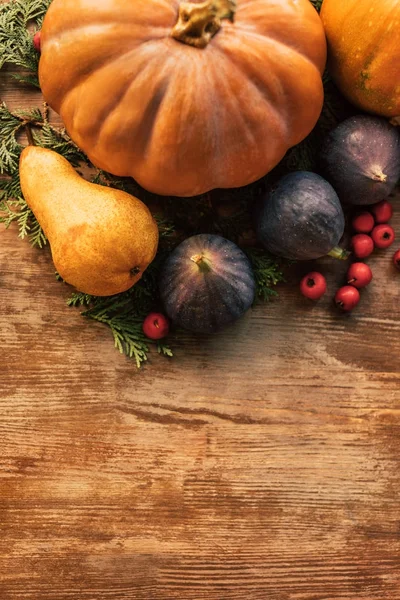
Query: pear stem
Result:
<box><xmin>25</xmin><ymin>124</ymin><xmax>35</xmax><ymax>146</ymax></box>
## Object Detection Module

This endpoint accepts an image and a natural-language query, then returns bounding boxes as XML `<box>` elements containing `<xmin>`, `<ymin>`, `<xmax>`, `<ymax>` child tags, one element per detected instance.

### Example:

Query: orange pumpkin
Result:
<box><xmin>321</xmin><ymin>0</ymin><xmax>400</xmax><ymax>119</ymax></box>
<box><xmin>39</xmin><ymin>0</ymin><xmax>326</xmax><ymax>197</ymax></box>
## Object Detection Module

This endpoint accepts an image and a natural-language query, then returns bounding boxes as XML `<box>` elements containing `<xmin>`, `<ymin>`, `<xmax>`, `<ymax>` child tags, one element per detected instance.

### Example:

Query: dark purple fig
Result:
<box><xmin>319</xmin><ymin>115</ymin><xmax>400</xmax><ymax>205</ymax></box>
<box><xmin>159</xmin><ymin>234</ymin><xmax>255</xmax><ymax>334</ymax></box>
<box><xmin>257</xmin><ymin>171</ymin><xmax>347</xmax><ymax>261</ymax></box>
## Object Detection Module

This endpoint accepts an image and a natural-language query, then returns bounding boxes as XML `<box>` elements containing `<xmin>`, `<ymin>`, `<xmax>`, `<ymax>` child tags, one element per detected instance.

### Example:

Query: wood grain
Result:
<box><xmin>1</xmin><ymin>58</ymin><xmax>400</xmax><ymax>600</ymax></box>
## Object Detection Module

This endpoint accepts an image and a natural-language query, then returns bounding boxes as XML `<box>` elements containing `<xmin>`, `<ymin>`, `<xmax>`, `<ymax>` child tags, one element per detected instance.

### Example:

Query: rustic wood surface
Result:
<box><xmin>1</xmin><ymin>66</ymin><xmax>400</xmax><ymax>600</ymax></box>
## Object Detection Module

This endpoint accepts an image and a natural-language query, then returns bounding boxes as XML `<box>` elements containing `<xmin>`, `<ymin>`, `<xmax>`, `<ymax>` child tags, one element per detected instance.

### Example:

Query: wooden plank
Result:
<box><xmin>1</xmin><ymin>37</ymin><xmax>400</xmax><ymax>600</ymax></box>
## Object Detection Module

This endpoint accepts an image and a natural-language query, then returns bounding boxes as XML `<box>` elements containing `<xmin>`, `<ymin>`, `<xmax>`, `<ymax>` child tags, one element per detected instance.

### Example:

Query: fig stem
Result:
<box><xmin>370</xmin><ymin>167</ymin><xmax>387</xmax><ymax>182</ymax></box>
<box><xmin>190</xmin><ymin>254</ymin><xmax>212</xmax><ymax>273</ymax></box>
<box><xmin>328</xmin><ymin>246</ymin><xmax>351</xmax><ymax>260</ymax></box>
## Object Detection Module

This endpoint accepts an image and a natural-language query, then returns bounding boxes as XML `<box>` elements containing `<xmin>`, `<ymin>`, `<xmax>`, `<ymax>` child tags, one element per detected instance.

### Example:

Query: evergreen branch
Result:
<box><xmin>0</xmin><ymin>103</ymin><xmax>24</xmax><ymax>173</ymax></box>
<box><xmin>0</xmin><ymin>0</ymin><xmax>51</xmax><ymax>85</ymax></box>
<box><xmin>154</xmin><ymin>215</ymin><xmax>176</xmax><ymax>239</ymax></box>
<box><xmin>0</xmin><ymin>103</ymin><xmax>47</xmax><ymax>246</ymax></box>
<box><xmin>245</xmin><ymin>248</ymin><xmax>286</xmax><ymax>302</ymax></box>
<box><xmin>16</xmin><ymin>201</ymin><xmax>32</xmax><ymax>239</ymax></box>
<box><xmin>28</xmin><ymin>217</ymin><xmax>47</xmax><ymax>247</ymax></box>
<box><xmin>81</xmin><ymin>299</ymin><xmax>150</xmax><ymax>368</ymax></box>
<box><xmin>90</xmin><ymin>312</ymin><xmax>149</xmax><ymax>368</ymax></box>
<box><xmin>90</xmin><ymin>170</ymin><xmax>131</xmax><ymax>192</ymax></box>
<box><xmin>0</xmin><ymin>102</ymin><xmax>86</xmax><ymax>247</ymax></box>
<box><xmin>64</xmin><ymin>249</ymin><xmax>174</xmax><ymax>366</ymax></box>
<box><xmin>0</xmin><ymin>193</ymin><xmax>23</xmax><ymax>228</ymax></box>
<box><xmin>16</xmin><ymin>0</ymin><xmax>51</xmax><ymax>23</ymax></box>
<box><xmin>157</xmin><ymin>343</ymin><xmax>174</xmax><ymax>358</ymax></box>
<box><xmin>0</xmin><ymin>171</ymin><xmax>21</xmax><ymax>198</ymax></box>
<box><xmin>12</xmin><ymin>72</ymin><xmax>41</xmax><ymax>87</ymax></box>
<box><xmin>67</xmin><ymin>292</ymin><xmax>94</xmax><ymax>308</ymax></box>
<box><xmin>0</xmin><ymin>103</ymin><xmax>46</xmax><ymax>173</ymax></box>
<box><xmin>32</xmin><ymin>123</ymin><xmax>87</xmax><ymax>166</ymax></box>
<box><xmin>309</xmin><ymin>0</ymin><xmax>323</xmax><ymax>11</ymax></box>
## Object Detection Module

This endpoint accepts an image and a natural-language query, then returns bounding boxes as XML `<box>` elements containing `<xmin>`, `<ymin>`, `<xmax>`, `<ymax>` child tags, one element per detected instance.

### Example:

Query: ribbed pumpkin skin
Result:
<box><xmin>159</xmin><ymin>234</ymin><xmax>255</xmax><ymax>333</ymax></box>
<box><xmin>321</xmin><ymin>0</ymin><xmax>400</xmax><ymax>118</ymax></box>
<box><xmin>39</xmin><ymin>0</ymin><xmax>326</xmax><ymax>197</ymax></box>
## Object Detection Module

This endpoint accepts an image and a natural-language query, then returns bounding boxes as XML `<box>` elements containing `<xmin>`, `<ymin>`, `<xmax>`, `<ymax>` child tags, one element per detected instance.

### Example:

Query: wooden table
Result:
<box><xmin>1</xmin><ymin>67</ymin><xmax>400</xmax><ymax>600</ymax></box>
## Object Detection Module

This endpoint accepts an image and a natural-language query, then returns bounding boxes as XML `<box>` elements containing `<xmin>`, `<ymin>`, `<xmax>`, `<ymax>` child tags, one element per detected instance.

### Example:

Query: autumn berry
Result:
<box><xmin>347</xmin><ymin>262</ymin><xmax>373</xmax><ymax>289</ymax></box>
<box><xmin>300</xmin><ymin>271</ymin><xmax>327</xmax><ymax>300</ymax></box>
<box><xmin>33</xmin><ymin>31</ymin><xmax>41</xmax><ymax>53</ymax></box>
<box><xmin>370</xmin><ymin>200</ymin><xmax>393</xmax><ymax>224</ymax></box>
<box><xmin>351</xmin><ymin>211</ymin><xmax>374</xmax><ymax>234</ymax></box>
<box><xmin>335</xmin><ymin>286</ymin><xmax>360</xmax><ymax>312</ymax></box>
<box><xmin>142</xmin><ymin>312</ymin><xmax>170</xmax><ymax>340</ymax></box>
<box><xmin>393</xmin><ymin>250</ymin><xmax>400</xmax><ymax>271</ymax></box>
<box><xmin>351</xmin><ymin>234</ymin><xmax>374</xmax><ymax>258</ymax></box>
<box><xmin>371</xmin><ymin>224</ymin><xmax>395</xmax><ymax>249</ymax></box>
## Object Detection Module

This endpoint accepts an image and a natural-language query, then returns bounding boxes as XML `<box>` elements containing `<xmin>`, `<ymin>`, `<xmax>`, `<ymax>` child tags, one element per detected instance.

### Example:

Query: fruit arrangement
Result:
<box><xmin>0</xmin><ymin>0</ymin><xmax>399</xmax><ymax>366</ymax></box>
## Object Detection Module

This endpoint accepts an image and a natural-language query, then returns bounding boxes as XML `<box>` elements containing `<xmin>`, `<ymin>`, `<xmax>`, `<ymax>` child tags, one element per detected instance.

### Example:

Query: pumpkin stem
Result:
<box><xmin>328</xmin><ymin>246</ymin><xmax>351</xmax><ymax>260</ymax></box>
<box><xmin>172</xmin><ymin>0</ymin><xmax>237</xmax><ymax>49</ymax></box>
<box><xmin>190</xmin><ymin>254</ymin><xmax>212</xmax><ymax>273</ymax></box>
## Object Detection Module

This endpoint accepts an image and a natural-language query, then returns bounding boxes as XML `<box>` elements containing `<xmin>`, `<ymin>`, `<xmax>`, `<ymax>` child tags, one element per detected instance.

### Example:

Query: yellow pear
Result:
<box><xmin>19</xmin><ymin>146</ymin><xmax>159</xmax><ymax>296</ymax></box>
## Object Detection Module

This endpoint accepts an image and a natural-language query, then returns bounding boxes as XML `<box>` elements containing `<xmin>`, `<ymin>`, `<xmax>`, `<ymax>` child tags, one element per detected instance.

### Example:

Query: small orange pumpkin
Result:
<box><xmin>321</xmin><ymin>0</ymin><xmax>400</xmax><ymax>119</ymax></box>
<box><xmin>39</xmin><ymin>0</ymin><xmax>326</xmax><ymax>197</ymax></box>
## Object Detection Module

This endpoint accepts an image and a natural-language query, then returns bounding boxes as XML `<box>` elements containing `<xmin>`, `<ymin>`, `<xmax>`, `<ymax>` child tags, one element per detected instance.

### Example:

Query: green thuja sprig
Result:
<box><xmin>83</xmin><ymin>300</ymin><xmax>151</xmax><ymax>369</ymax></box>
<box><xmin>33</xmin><ymin>122</ymin><xmax>87</xmax><ymax>166</ymax></box>
<box><xmin>0</xmin><ymin>102</ymin><xmax>87</xmax><ymax>246</ymax></box>
<box><xmin>0</xmin><ymin>0</ymin><xmax>51</xmax><ymax>86</ymax></box>
<box><xmin>246</xmin><ymin>248</ymin><xmax>285</xmax><ymax>302</ymax></box>
<box><xmin>309</xmin><ymin>0</ymin><xmax>323</xmax><ymax>11</ymax></box>
<box><xmin>0</xmin><ymin>103</ymin><xmax>44</xmax><ymax>245</ymax></box>
<box><xmin>65</xmin><ymin>251</ymin><xmax>174</xmax><ymax>367</ymax></box>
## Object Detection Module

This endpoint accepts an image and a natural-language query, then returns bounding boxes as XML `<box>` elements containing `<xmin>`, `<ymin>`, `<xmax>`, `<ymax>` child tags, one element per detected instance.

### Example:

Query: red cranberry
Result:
<box><xmin>347</xmin><ymin>262</ymin><xmax>373</xmax><ymax>289</ymax></box>
<box><xmin>142</xmin><ymin>312</ymin><xmax>170</xmax><ymax>340</ymax></box>
<box><xmin>371</xmin><ymin>224</ymin><xmax>395</xmax><ymax>249</ymax></box>
<box><xmin>393</xmin><ymin>249</ymin><xmax>400</xmax><ymax>271</ymax></box>
<box><xmin>33</xmin><ymin>31</ymin><xmax>41</xmax><ymax>53</ymax></box>
<box><xmin>370</xmin><ymin>200</ymin><xmax>393</xmax><ymax>224</ymax></box>
<box><xmin>351</xmin><ymin>211</ymin><xmax>374</xmax><ymax>233</ymax></box>
<box><xmin>335</xmin><ymin>286</ymin><xmax>360</xmax><ymax>312</ymax></box>
<box><xmin>300</xmin><ymin>271</ymin><xmax>327</xmax><ymax>300</ymax></box>
<box><xmin>351</xmin><ymin>234</ymin><xmax>374</xmax><ymax>258</ymax></box>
